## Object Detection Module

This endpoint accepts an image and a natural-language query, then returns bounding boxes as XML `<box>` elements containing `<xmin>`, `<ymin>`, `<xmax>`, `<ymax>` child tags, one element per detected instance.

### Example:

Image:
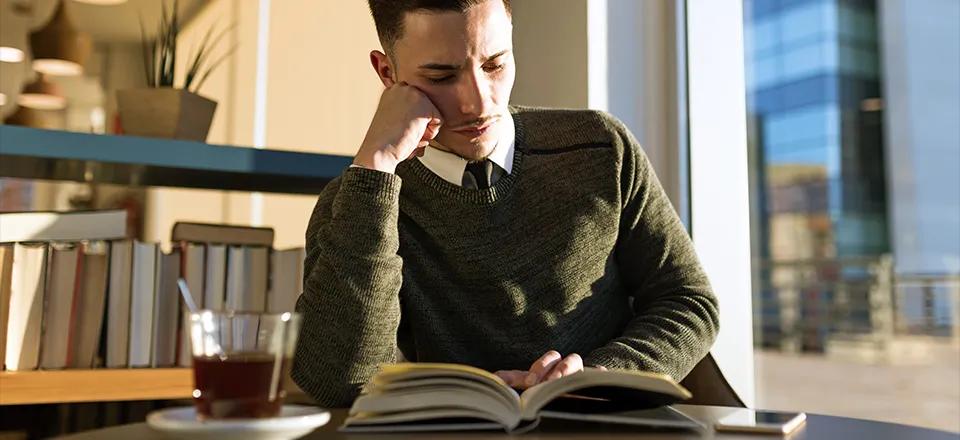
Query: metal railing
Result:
<box><xmin>752</xmin><ymin>255</ymin><xmax>960</xmax><ymax>354</ymax></box>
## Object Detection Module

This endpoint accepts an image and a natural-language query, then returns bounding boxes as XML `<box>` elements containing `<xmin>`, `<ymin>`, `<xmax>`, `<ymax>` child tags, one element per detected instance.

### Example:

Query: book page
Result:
<box><xmin>375</xmin><ymin>362</ymin><xmax>508</xmax><ymax>386</ymax></box>
<box><xmin>373</xmin><ymin>363</ymin><xmax>519</xmax><ymax>403</ymax></box>
<box><xmin>518</xmin><ymin>369</ymin><xmax>691</xmax><ymax>419</ymax></box>
<box><xmin>374</xmin><ymin>377</ymin><xmax>519</xmax><ymax>409</ymax></box>
<box><xmin>350</xmin><ymin>387</ymin><xmax>521</xmax><ymax>429</ymax></box>
<box><xmin>344</xmin><ymin>363</ymin><xmax>525</xmax><ymax>431</ymax></box>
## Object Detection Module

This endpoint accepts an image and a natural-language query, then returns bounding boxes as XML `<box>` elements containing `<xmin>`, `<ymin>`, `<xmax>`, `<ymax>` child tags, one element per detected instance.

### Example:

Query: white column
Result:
<box><xmin>586</xmin><ymin>0</ymin><xmax>608</xmax><ymax>111</ymax></box>
<box><xmin>250</xmin><ymin>0</ymin><xmax>272</xmax><ymax>227</ymax></box>
<box><xmin>686</xmin><ymin>0</ymin><xmax>756</xmax><ymax>405</ymax></box>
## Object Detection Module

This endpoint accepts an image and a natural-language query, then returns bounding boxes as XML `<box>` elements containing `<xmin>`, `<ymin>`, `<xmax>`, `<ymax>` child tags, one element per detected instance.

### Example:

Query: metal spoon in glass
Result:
<box><xmin>177</xmin><ymin>278</ymin><xmax>199</xmax><ymax>314</ymax></box>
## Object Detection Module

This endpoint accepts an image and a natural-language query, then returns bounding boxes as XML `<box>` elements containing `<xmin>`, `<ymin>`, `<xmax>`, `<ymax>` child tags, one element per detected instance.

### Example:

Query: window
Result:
<box><xmin>744</xmin><ymin>0</ymin><xmax>959</xmax><ymax>432</ymax></box>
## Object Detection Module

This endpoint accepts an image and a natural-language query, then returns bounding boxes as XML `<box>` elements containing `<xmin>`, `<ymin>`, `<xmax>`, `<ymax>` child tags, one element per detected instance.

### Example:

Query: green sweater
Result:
<box><xmin>292</xmin><ymin>106</ymin><xmax>719</xmax><ymax>407</ymax></box>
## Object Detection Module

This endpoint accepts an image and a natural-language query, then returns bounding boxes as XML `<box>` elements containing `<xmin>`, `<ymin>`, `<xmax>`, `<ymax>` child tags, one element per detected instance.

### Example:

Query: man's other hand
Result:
<box><xmin>353</xmin><ymin>82</ymin><xmax>442</xmax><ymax>174</ymax></box>
<box><xmin>493</xmin><ymin>351</ymin><xmax>606</xmax><ymax>390</ymax></box>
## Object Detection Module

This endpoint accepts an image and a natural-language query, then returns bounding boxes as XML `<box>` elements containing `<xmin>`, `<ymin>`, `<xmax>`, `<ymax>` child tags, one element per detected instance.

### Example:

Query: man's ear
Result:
<box><xmin>370</xmin><ymin>50</ymin><xmax>396</xmax><ymax>88</ymax></box>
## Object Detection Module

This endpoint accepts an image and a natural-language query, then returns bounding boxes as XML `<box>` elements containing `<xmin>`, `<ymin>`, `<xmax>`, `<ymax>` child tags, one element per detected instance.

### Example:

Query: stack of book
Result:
<box><xmin>0</xmin><ymin>210</ymin><xmax>305</xmax><ymax>371</ymax></box>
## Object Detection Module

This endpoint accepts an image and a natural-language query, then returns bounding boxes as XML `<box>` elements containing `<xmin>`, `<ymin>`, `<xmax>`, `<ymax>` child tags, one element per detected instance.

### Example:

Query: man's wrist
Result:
<box><xmin>353</xmin><ymin>149</ymin><xmax>400</xmax><ymax>174</ymax></box>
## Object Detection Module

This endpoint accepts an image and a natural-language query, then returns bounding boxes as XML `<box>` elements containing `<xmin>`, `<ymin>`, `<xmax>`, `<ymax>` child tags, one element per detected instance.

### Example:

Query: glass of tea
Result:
<box><xmin>188</xmin><ymin>310</ymin><xmax>302</xmax><ymax>420</ymax></box>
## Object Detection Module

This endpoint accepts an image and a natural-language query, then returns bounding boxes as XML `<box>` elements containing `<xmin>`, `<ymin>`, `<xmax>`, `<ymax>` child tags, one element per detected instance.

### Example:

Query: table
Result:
<box><xmin>55</xmin><ymin>405</ymin><xmax>958</xmax><ymax>439</ymax></box>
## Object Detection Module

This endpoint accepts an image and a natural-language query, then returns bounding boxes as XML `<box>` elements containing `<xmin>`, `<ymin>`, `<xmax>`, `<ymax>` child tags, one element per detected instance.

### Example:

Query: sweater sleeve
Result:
<box><xmin>582</xmin><ymin>114</ymin><xmax>720</xmax><ymax>382</ymax></box>
<box><xmin>291</xmin><ymin>167</ymin><xmax>404</xmax><ymax>407</ymax></box>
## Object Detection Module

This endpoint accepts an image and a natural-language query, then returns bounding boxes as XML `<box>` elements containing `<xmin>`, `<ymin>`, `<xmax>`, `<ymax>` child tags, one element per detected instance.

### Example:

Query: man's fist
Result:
<box><xmin>353</xmin><ymin>82</ymin><xmax>443</xmax><ymax>173</ymax></box>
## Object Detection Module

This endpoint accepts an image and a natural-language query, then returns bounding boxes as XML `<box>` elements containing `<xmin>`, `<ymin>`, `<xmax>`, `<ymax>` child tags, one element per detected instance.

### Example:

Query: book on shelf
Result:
<box><xmin>268</xmin><ymin>247</ymin><xmax>305</xmax><ymax>313</ymax></box>
<box><xmin>341</xmin><ymin>363</ymin><xmax>701</xmax><ymax>433</ymax></box>
<box><xmin>225</xmin><ymin>246</ymin><xmax>269</xmax><ymax>313</ymax></box>
<box><xmin>39</xmin><ymin>243</ymin><xmax>81</xmax><ymax>370</ymax></box>
<box><xmin>106</xmin><ymin>240</ymin><xmax>133</xmax><ymax>368</ymax></box>
<box><xmin>226</xmin><ymin>246</ymin><xmax>268</xmax><ymax>349</ymax></box>
<box><xmin>5</xmin><ymin>242</ymin><xmax>48</xmax><ymax>371</ymax></box>
<box><xmin>176</xmin><ymin>242</ymin><xmax>205</xmax><ymax>367</ymax></box>
<box><xmin>128</xmin><ymin>241</ymin><xmax>158</xmax><ymax>368</ymax></box>
<box><xmin>0</xmin><ymin>218</ymin><xmax>307</xmax><ymax>371</ymax></box>
<box><xmin>171</xmin><ymin>222</ymin><xmax>274</xmax><ymax>247</ymax></box>
<box><xmin>202</xmin><ymin>244</ymin><xmax>227</xmax><ymax>311</ymax></box>
<box><xmin>0</xmin><ymin>210</ymin><xmax>127</xmax><ymax>243</ymax></box>
<box><xmin>0</xmin><ymin>244</ymin><xmax>14</xmax><ymax>370</ymax></box>
<box><xmin>70</xmin><ymin>241</ymin><xmax>109</xmax><ymax>368</ymax></box>
<box><xmin>151</xmin><ymin>249</ymin><xmax>180</xmax><ymax>367</ymax></box>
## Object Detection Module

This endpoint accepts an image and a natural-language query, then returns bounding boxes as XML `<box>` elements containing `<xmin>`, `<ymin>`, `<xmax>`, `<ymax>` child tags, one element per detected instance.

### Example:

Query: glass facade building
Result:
<box><xmin>744</xmin><ymin>0</ymin><xmax>959</xmax><ymax>350</ymax></box>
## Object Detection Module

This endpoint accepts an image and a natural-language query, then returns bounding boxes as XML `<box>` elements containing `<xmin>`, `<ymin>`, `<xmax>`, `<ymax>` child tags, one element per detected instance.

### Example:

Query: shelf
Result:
<box><xmin>0</xmin><ymin>369</ymin><xmax>193</xmax><ymax>405</ymax></box>
<box><xmin>0</xmin><ymin>126</ymin><xmax>353</xmax><ymax>194</ymax></box>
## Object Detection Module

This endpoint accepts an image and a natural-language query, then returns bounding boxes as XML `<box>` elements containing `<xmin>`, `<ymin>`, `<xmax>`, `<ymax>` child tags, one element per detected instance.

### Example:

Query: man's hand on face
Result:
<box><xmin>494</xmin><ymin>351</ymin><xmax>606</xmax><ymax>390</ymax></box>
<box><xmin>353</xmin><ymin>82</ymin><xmax>443</xmax><ymax>174</ymax></box>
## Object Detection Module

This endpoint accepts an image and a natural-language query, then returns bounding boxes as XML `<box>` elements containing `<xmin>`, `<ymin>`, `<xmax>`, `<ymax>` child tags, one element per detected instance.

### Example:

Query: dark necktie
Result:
<box><xmin>463</xmin><ymin>160</ymin><xmax>494</xmax><ymax>190</ymax></box>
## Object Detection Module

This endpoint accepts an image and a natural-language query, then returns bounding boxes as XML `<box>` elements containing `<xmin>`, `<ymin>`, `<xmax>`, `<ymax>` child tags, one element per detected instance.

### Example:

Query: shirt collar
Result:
<box><xmin>417</xmin><ymin>112</ymin><xmax>516</xmax><ymax>186</ymax></box>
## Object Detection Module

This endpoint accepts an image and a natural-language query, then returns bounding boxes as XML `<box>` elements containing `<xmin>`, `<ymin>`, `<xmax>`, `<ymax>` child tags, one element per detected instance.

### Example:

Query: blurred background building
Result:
<box><xmin>744</xmin><ymin>0</ymin><xmax>959</xmax><ymax>350</ymax></box>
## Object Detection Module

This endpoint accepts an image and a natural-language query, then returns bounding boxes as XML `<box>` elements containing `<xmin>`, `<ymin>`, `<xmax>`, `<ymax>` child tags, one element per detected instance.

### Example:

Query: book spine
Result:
<box><xmin>64</xmin><ymin>245</ymin><xmax>85</xmax><ymax>367</ymax></box>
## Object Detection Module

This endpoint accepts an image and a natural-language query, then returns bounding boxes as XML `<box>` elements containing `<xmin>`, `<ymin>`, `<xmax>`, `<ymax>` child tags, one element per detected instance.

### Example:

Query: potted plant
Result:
<box><xmin>117</xmin><ymin>0</ymin><xmax>234</xmax><ymax>142</ymax></box>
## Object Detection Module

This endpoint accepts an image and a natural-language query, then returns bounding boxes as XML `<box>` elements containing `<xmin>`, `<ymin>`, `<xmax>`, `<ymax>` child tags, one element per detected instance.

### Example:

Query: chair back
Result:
<box><xmin>679</xmin><ymin>352</ymin><xmax>746</xmax><ymax>407</ymax></box>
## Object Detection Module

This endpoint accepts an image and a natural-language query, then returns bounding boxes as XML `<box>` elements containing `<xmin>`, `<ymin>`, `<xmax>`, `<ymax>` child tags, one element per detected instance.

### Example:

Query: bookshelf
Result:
<box><xmin>0</xmin><ymin>126</ymin><xmax>346</xmax><ymax>405</ymax></box>
<box><xmin>0</xmin><ymin>126</ymin><xmax>353</xmax><ymax>193</ymax></box>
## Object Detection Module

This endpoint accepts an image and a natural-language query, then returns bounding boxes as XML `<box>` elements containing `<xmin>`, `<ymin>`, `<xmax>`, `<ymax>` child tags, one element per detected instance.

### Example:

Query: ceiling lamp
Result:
<box><xmin>0</xmin><ymin>3</ymin><xmax>29</xmax><ymax>63</ymax></box>
<box><xmin>0</xmin><ymin>47</ymin><xmax>25</xmax><ymax>63</ymax></box>
<box><xmin>18</xmin><ymin>75</ymin><xmax>66</xmax><ymax>110</ymax></box>
<box><xmin>30</xmin><ymin>0</ymin><xmax>91</xmax><ymax>76</ymax></box>
<box><xmin>0</xmin><ymin>92</ymin><xmax>7</xmax><ymax>106</ymax></box>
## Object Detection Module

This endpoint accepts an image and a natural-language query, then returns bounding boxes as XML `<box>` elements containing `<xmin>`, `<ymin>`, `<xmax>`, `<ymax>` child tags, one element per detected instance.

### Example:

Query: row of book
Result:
<box><xmin>0</xmin><ymin>210</ymin><xmax>305</xmax><ymax>371</ymax></box>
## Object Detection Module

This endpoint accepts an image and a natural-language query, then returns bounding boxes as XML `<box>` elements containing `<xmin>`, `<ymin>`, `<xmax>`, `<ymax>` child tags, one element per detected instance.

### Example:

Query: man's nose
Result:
<box><xmin>457</xmin><ymin>71</ymin><xmax>489</xmax><ymax>117</ymax></box>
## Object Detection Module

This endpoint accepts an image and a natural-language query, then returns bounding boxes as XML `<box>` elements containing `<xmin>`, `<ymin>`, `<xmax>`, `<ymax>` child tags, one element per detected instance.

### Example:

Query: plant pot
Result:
<box><xmin>117</xmin><ymin>88</ymin><xmax>217</xmax><ymax>142</ymax></box>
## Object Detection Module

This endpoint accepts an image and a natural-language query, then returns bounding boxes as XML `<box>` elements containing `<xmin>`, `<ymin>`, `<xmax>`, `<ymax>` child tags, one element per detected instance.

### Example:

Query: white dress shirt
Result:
<box><xmin>417</xmin><ymin>113</ymin><xmax>516</xmax><ymax>187</ymax></box>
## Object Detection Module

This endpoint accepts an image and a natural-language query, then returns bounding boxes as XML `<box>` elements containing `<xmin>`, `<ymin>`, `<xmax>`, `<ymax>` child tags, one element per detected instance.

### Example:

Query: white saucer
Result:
<box><xmin>146</xmin><ymin>405</ymin><xmax>330</xmax><ymax>440</ymax></box>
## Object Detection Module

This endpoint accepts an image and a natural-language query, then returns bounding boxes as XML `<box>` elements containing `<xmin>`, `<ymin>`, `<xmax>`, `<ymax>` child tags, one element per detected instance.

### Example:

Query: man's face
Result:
<box><xmin>388</xmin><ymin>0</ymin><xmax>515</xmax><ymax>161</ymax></box>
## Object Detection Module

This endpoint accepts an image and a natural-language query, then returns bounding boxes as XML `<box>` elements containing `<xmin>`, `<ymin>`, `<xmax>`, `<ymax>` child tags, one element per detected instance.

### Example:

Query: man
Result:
<box><xmin>292</xmin><ymin>0</ymin><xmax>719</xmax><ymax>407</ymax></box>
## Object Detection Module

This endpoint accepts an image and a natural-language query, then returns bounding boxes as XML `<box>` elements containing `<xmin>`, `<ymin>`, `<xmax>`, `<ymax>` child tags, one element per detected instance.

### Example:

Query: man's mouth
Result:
<box><xmin>451</xmin><ymin>117</ymin><xmax>499</xmax><ymax>138</ymax></box>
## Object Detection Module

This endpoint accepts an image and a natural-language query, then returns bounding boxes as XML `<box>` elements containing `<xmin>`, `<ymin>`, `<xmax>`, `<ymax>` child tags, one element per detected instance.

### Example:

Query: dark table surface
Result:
<box><xmin>55</xmin><ymin>404</ymin><xmax>959</xmax><ymax>440</ymax></box>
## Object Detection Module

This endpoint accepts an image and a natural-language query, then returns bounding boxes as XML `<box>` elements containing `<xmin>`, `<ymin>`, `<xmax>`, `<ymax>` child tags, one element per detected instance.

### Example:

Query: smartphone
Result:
<box><xmin>714</xmin><ymin>409</ymin><xmax>806</xmax><ymax>435</ymax></box>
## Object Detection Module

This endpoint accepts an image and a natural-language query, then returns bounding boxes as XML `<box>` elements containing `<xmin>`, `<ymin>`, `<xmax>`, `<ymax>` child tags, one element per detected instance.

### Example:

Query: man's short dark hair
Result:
<box><xmin>367</xmin><ymin>0</ymin><xmax>512</xmax><ymax>52</ymax></box>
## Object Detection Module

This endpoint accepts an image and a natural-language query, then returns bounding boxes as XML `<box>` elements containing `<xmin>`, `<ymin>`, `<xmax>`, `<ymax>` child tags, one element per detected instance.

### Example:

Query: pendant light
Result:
<box><xmin>0</xmin><ymin>47</ymin><xmax>25</xmax><ymax>63</ymax></box>
<box><xmin>30</xmin><ymin>0</ymin><xmax>91</xmax><ymax>76</ymax></box>
<box><xmin>0</xmin><ymin>1</ymin><xmax>30</xmax><ymax>63</ymax></box>
<box><xmin>18</xmin><ymin>74</ymin><xmax>66</xmax><ymax>110</ymax></box>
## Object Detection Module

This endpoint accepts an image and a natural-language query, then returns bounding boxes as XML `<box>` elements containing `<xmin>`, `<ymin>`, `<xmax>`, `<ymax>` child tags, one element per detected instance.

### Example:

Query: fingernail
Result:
<box><xmin>524</xmin><ymin>374</ymin><xmax>538</xmax><ymax>386</ymax></box>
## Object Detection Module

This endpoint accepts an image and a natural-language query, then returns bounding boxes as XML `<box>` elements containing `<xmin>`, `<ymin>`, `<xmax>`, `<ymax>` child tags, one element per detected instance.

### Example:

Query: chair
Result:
<box><xmin>679</xmin><ymin>352</ymin><xmax>746</xmax><ymax>407</ymax></box>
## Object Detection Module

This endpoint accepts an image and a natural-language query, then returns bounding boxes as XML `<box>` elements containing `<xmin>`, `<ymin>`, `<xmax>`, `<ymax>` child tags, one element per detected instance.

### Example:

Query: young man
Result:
<box><xmin>292</xmin><ymin>0</ymin><xmax>719</xmax><ymax>407</ymax></box>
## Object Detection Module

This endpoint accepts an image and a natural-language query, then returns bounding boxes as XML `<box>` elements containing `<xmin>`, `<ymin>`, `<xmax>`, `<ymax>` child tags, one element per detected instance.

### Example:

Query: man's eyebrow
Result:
<box><xmin>417</xmin><ymin>50</ymin><xmax>511</xmax><ymax>71</ymax></box>
<box><xmin>418</xmin><ymin>62</ymin><xmax>459</xmax><ymax>71</ymax></box>
<box><xmin>484</xmin><ymin>49</ymin><xmax>510</xmax><ymax>62</ymax></box>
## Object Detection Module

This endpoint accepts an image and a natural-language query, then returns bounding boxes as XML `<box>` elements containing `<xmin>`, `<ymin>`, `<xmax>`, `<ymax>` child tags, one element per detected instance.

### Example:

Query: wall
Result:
<box><xmin>605</xmin><ymin>0</ymin><xmax>684</xmax><ymax>214</ymax></box>
<box><xmin>258</xmin><ymin>0</ymin><xmax>381</xmax><ymax>249</ymax></box>
<box><xmin>510</xmin><ymin>0</ymin><xmax>589</xmax><ymax>109</ymax></box>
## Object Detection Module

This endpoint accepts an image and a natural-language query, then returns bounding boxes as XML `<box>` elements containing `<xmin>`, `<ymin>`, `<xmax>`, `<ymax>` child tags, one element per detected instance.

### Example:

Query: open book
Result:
<box><xmin>341</xmin><ymin>363</ymin><xmax>704</xmax><ymax>433</ymax></box>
